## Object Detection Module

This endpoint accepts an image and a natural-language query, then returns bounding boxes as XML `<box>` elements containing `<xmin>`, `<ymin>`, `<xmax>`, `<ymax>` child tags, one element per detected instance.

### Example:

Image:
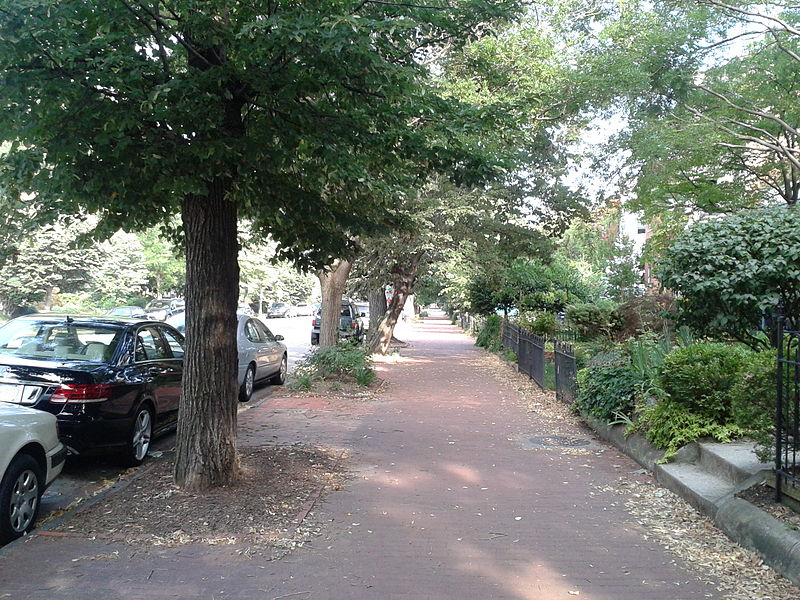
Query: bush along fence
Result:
<box><xmin>775</xmin><ymin>312</ymin><xmax>800</xmax><ymax>503</ymax></box>
<box><xmin>459</xmin><ymin>313</ymin><xmax>485</xmax><ymax>336</ymax></box>
<box><xmin>480</xmin><ymin>318</ymin><xmax>576</xmax><ymax>400</ymax></box>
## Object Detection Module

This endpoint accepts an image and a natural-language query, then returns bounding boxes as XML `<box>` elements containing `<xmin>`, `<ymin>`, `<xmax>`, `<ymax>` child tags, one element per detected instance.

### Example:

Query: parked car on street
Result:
<box><xmin>311</xmin><ymin>300</ymin><xmax>366</xmax><ymax>345</ymax></box>
<box><xmin>165</xmin><ymin>312</ymin><xmax>287</xmax><ymax>402</ymax></box>
<box><xmin>105</xmin><ymin>306</ymin><xmax>147</xmax><ymax>319</ymax></box>
<box><xmin>294</xmin><ymin>302</ymin><xmax>312</xmax><ymax>316</ymax></box>
<box><xmin>0</xmin><ymin>403</ymin><xmax>65</xmax><ymax>544</ymax></box>
<box><xmin>237</xmin><ymin>303</ymin><xmax>255</xmax><ymax>317</ymax></box>
<box><xmin>236</xmin><ymin>315</ymin><xmax>287</xmax><ymax>402</ymax></box>
<box><xmin>0</xmin><ymin>314</ymin><xmax>185</xmax><ymax>466</ymax></box>
<box><xmin>267</xmin><ymin>302</ymin><xmax>294</xmax><ymax>318</ymax></box>
<box><xmin>144</xmin><ymin>298</ymin><xmax>185</xmax><ymax>321</ymax></box>
<box><xmin>355</xmin><ymin>302</ymin><xmax>371</xmax><ymax>330</ymax></box>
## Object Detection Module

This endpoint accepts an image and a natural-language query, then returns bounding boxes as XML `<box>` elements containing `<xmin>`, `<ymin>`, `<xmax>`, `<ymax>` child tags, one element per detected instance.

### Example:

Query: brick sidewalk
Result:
<box><xmin>0</xmin><ymin>317</ymin><xmax>719</xmax><ymax>599</ymax></box>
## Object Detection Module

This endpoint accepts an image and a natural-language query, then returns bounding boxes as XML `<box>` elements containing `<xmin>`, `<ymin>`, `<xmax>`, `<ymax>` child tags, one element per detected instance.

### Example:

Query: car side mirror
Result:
<box><xmin>274</xmin><ymin>334</ymin><xmax>284</xmax><ymax>341</ymax></box>
<box><xmin>360</xmin><ymin>312</ymin><xmax>366</xmax><ymax>317</ymax></box>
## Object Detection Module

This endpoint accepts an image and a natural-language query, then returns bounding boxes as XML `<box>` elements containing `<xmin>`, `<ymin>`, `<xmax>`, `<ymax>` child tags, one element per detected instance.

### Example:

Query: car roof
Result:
<box><xmin>7</xmin><ymin>314</ymin><xmax>164</xmax><ymax>328</ymax></box>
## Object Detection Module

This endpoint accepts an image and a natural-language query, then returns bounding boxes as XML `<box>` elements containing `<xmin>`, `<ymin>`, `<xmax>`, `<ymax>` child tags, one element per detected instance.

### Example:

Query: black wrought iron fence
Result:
<box><xmin>502</xmin><ymin>321</ymin><xmax>520</xmax><ymax>355</ymax></box>
<box><xmin>776</xmin><ymin>314</ymin><xmax>800</xmax><ymax>502</ymax></box>
<box><xmin>553</xmin><ymin>329</ymin><xmax>578</xmax><ymax>342</ymax></box>
<box><xmin>502</xmin><ymin>326</ymin><xmax>544</xmax><ymax>390</ymax></box>
<box><xmin>500</xmin><ymin>320</ymin><xmax>575</xmax><ymax>393</ymax></box>
<box><xmin>554</xmin><ymin>341</ymin><xmax>577</xmax><ymax>404</ymax></box>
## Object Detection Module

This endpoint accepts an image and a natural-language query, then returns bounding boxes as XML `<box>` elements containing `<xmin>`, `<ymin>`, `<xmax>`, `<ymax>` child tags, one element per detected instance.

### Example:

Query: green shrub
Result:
<box><xmin>730</xmin><ymin>350</ymin><xmax>777</xmax><ymax>462</ymax></box>
<box><xmin>294</xmin><ymin>343</ymin><xmax>376</xmax><ymax>386</ymax></box>
<box><xmin>659</xmin><ymin>342</ymin><xmax>751</xmax><ymax>421</ymax></box>
<box><xmin>501</xmin><ymin>349</ymin><xmax>517</xmax><ymax>362</ymax></box>
<box><xmin>625</xmin><ymin>334</ymin><xmax>671</xmax><ymax>382</ymax></box>
<box><xmin>638</xmin><ymin>399</ymin><xmax>744</xmax><ymax>461</ymax></box>
<box><xmin>476</xmin><ymin>315</ymin><xmax>503</xmax><ymax>352</ymax></box>
<box><xmin>572</xmin><ymin>338</ymin><xmax>617</xmax><ymax>369</ymax></box>
<box><xmin>566</xmin><ymin>301</ymin><xmax>622</xmax><ymax>340</ymax></box>
<box><xmin>519</xmin><ymin>312</ymin><xmax>558</xmax><ymax>337</ymax></box>
<box><xmin>585</xmin><ymin>348</ymin><xmax>626</xmax><ymax>368</ymax></box>
<box><xmin>292</xmin><ymin>374</ymin><xmax>314</xmax><ymax>391</ymax></box>
<box><xmin>576</xmin><ymin>365</ymin><xmax>642</xmax><ymax>422</ymax></box>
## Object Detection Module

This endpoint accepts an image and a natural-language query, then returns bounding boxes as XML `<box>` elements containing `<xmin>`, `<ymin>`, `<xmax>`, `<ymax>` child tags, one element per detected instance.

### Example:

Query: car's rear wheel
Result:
<box><xmin>0</xmin><ymin>454</ymin><xmax>42</xmax><ymax>544</ymax></box>
<box><xmin>239</xmin><ymin>364</ymin><xmax>255</xmax><ymax>402</ymax></box>
<box><xmin>122</xmin><ymin>405</ymin><xmax>153</xmax><ymax>467</ymax></box>
<box><xmin>270</xmin><ymin>355</ymin><xmax>287</xmax><ymax>385</ymax></box>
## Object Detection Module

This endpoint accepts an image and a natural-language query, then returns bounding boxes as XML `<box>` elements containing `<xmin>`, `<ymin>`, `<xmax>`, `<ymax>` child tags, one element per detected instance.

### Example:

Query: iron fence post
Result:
<box><xmin>776</xmin><ymin>311</ymin><xmax>784</xmax><ymax>503</ymax></box>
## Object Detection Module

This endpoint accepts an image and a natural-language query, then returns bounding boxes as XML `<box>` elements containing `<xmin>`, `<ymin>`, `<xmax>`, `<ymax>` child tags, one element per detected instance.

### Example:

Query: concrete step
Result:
<box><xmin>697</xmin><ymin>441</ymin><xmax>771</xmax><ymax>486</ymax></box>
<box><xmin>656</xmin><ymin>461</ymin><xmax>735</xmax><ymax>516</ymax></box>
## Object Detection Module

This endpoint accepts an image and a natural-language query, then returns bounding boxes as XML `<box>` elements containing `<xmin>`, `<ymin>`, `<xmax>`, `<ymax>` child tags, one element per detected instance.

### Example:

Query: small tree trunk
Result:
<box><xmin>367</xmin><ymin>287</ymin><xmax>387</xmax><ymax>331</ymax></box>
<box><xmin>318</xmin><ymin>259</ymin><xmax>352</xmax><ymax>348</ymax></box>
<box><xmin>369</xmin><ymin>255</ymin><xmax>422</xmax><ymax>355</ymax></box>
<box><xmin>43</xmin><ymin>285</ymin><xmax>54</xmax><ymax>311</ymax></box>
<box><xmin>174</xmin><ymin>180</ymin><xmax>240</xmax><ymax>491</ymax></box>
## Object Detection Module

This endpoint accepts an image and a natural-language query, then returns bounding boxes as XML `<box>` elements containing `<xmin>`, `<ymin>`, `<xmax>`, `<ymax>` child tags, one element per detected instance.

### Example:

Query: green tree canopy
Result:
<box><xmin>659</xmin><ymin>207</ymin><xmax>800</xmax><ymax>347</ymax></box>
<box><xmin>0</xmin><ymin>0</ymin><xmax>526</xmax><ymax>489</ymax></box>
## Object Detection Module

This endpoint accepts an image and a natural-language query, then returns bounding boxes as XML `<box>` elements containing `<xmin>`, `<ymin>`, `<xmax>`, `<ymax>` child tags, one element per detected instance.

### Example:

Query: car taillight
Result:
<box><xmin>351</xmin><ymin>321</ymin><xmax>357</xmax><ymax>329</ymax></box>
<box><xmin>312</xmin><ymin>318</ymin><xmax>318</xmax><ymax>326</ymax></box>
<box><xmin>50</xmin><ymin>383</ymin><xmax>113</xmax><ymax>404</ymax></box>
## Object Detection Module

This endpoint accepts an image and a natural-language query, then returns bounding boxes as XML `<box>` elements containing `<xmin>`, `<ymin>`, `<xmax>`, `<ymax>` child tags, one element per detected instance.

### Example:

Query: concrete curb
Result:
<box><xmin>0</xmin><ymin>455</ymin><xmax>164</xmax><ymax>559</ymax></box>
<box><xmin>583</xmin><ymin>414</ymin><xmax>800</xmax><ymax>587</ymax></box>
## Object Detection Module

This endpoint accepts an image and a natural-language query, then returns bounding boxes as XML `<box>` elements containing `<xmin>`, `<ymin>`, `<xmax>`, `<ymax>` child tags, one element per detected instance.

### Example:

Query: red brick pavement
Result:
<box><xmin>0</xmin><ymin>317</ymin><xmax>719</xmax><ymax>599</ymax></box>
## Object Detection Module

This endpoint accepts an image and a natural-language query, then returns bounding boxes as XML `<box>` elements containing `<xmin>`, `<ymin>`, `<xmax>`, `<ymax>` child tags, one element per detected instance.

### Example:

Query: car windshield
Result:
<box><xmin>146</xmin><ymin>300</ymin><xmax>171</xmax><ymax>310</ymax></box>
<box><xmin>271</xmin><ymin>303</ymin><xmax>285</xmax><ymax>309</ymax></box>
<box><xmin>0</xmin><ymin>320</ymin><xmax>123</xmax><ymax>363</ymax></box>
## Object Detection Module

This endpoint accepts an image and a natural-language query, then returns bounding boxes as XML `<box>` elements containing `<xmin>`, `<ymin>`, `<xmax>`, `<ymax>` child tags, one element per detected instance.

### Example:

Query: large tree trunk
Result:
<box><xmin>174</xmin><ymin>181</ymin><xmax>240</xmax><ymax>491</ymax></box>
<box><xmin>369</xmin><ymin>254</ymin><xmax>422</xmax><ymax>355</ymax></box>
<box><xmin>317</xmin><ymin>259</ymin><xmax>352</xmax><ymax>348</ymax></box>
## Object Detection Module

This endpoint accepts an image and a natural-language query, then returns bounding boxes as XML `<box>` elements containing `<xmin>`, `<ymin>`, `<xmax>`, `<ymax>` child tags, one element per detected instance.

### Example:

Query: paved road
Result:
<box><xmin>39</xmin><ymin>314</ymin><xmax>313</xmax><ymax>522</ymax></box>
<box><xmin>255</xmin><ymin>313</ymin><xmax>313</xmax><ymax>371</ymax></box>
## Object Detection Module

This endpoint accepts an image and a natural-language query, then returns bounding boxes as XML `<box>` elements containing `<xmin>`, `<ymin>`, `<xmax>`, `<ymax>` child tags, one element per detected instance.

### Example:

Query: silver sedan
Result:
<box><xmin>236</xmin><ymin>314</ymin><xmax>287</xmax><ymax>402</ymax></box>
<box><xmin>165</xmin><ymin>313</ymin><xmax>287</xmax><ymax>402</ymax></box>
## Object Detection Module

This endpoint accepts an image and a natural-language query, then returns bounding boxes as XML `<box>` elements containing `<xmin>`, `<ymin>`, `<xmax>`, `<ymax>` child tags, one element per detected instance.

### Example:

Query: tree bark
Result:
<box><xmin>43</xmin><ymin>285</ymin><xmax>54</xmax><ymax>311</ymax></box>
<box><xmin>174</xmin><ymin>181</ymin><xmax>240</xmax><ymax>491</ymax></box>
<box><xmin>317</xmin><ymin>259</ymin><xmax>352</xmax><ymax>348</ymax></box>
<box><xmin>369</xmin><ymin>254</ymin><xmax>422</xmax><ymax>355</ymax></box>
<box><xmin>367</xmin><ymin>287</ymin><xmax>387</xmax><ymax>331</ymax></box>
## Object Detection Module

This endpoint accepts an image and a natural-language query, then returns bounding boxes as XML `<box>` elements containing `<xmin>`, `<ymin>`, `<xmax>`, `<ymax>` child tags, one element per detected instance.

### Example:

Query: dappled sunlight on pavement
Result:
<box><xmin>0</xmin><ymin>317</ymin><xmax>722</xmax><ymax>600</ymax></box>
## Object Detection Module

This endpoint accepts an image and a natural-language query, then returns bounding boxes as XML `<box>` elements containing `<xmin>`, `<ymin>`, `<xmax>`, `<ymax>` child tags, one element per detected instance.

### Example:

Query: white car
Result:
<box><xmin>0</xmin><ymin>404</ymin><xmax>65</xmax><ymax>544</ymax></box>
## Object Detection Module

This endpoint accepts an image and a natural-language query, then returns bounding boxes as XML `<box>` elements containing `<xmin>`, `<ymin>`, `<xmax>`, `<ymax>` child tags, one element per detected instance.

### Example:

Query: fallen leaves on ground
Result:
<box><xmin>54</xmin><ymin>446</ymin><xmax>347</xmax><ymax>557</ymax></box>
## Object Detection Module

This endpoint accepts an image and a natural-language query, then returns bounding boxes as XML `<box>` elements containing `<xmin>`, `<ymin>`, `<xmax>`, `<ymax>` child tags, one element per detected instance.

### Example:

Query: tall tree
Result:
<box><xmin>0</xmin><ymin>1</ymin><xmax>522</xmax><ymax>489</ymax></box>
<box><xmin>0</xmin><ymin>219</ymin><xmax>105</xmax><ymax>313</ymax></box>
<box><xmin>139</xmin><ymin>228</ymin><xmax>185</xmax><ymax>299</ymax></box>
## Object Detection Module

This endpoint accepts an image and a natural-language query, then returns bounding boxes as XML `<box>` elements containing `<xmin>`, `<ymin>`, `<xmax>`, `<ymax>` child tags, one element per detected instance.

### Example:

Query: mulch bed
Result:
<box><xmin>53</xmin><ymin>445</ymin><xmax>347</xmax><ymax>552</ymax></box>
<box><xmin>738</xmin><ymin>481</ymin><xmax>800</xmax><ymax>531</ymax></box>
